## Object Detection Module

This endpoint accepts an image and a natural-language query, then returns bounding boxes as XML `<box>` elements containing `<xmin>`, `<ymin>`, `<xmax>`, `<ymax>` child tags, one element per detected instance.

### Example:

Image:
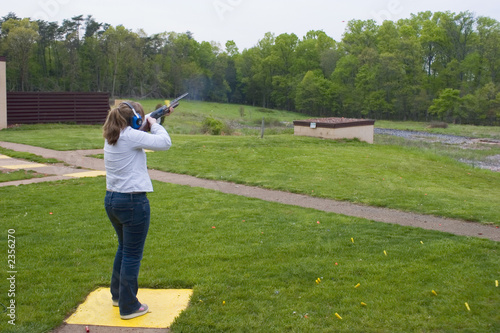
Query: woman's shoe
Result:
<box><xmin>112</xmin><ymin>299</ymin><xmax>119</xmax><ymax>307</ymax></box>
<box><xmin>120</xmin><ymin>304</ymin><xmax>149</xmax><ymax>320</ymax></box>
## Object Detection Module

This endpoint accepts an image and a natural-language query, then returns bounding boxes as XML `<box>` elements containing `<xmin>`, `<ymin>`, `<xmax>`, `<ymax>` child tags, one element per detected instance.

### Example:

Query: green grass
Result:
<box><xmin>0</xmin><ymin>124</ymin><xmax>104</xmax><ymax>151</ymax></box>
<box><xmin>0</xmin><ymin>177</ymin><xmax>498</xmax><ymax>332</ymax></box>
<box><xmin>0</xmin><ymin>147</ymin><xmax>61</xmax><ymax>164</ymax></box>
<box><xmin>146</xmin><ymin>135</ymin><xmax>500</xmax><ymax>225</ymax></box>
<box><xmin>1</xmin><ymin>123</ymin><xmax>499</xmax><ymax>224</ymax></box>
<box><xmin>0</xmin><ymin>169</ymin><xmax>44</xmax><ymax>183</ymax></box>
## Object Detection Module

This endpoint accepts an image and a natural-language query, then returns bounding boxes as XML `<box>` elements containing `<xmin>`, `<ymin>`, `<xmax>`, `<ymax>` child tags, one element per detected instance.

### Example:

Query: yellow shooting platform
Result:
<box><xmin>63</xmin><ymin>170</ymin><xmax>106</xmax><ymax>178</ymax></box>
<box><xmin>66</xmin><ymin>287</ymin><xmax>193</xmax><ymax>328</ymax></box>
<box><xmin>1</xmin><ymin>163</ymin><xmax>47</xmax><ymax>169</ymax></box>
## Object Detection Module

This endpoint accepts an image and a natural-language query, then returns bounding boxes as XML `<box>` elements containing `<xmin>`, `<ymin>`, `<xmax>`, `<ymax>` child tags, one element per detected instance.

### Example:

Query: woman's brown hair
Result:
<box><xmin>103</xmin><ymin>102</ymin><xmax>145</xmax><ymax>145</ymax></box>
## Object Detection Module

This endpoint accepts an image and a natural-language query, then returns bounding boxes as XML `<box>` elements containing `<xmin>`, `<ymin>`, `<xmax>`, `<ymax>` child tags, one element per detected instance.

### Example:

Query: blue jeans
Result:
<box><xmin>104</xmin><ymin>191</ymin><xmax>150</xmax><ymax>316</ymax></box>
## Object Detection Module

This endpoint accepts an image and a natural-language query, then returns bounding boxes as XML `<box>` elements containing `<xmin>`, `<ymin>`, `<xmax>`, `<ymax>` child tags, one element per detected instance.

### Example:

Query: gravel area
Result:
<box><xmin>375</xmin><ymin>128</ymin><xmax>473</xmax><ymax>144</ymax></box>
<box><xmin>375</xmin><ymin>128</ymin><xmax>500</xmax><ymax>172</ymax></box>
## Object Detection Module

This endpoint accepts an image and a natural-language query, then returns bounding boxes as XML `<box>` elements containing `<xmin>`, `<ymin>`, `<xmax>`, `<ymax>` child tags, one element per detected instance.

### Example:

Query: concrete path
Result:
<box><xmin>1</xmin><ymin>141</ymin><xmax>499</xmax><ymax>242</ymax></box>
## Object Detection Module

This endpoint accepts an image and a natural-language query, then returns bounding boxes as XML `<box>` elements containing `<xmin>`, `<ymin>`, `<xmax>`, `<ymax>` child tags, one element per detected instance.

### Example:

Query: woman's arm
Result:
<box><xmin>127</xmin><ymin>120</ymin><xmax>172</xmax><ymax>151</ymax></box>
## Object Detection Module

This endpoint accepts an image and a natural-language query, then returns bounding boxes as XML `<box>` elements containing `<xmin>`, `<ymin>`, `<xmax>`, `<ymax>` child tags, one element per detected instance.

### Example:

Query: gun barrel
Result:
<box><xmin>150</xmin><ymin>106</ymin><xmax>169</xmax><ymax>119</ymax></box>
<box><xmin>150</xmin><ymin>93</ymin><xmax>188</xmax><ymax>119</ymax></box>
<box><xmin>171</xmin><ymin>93</ymin><xmax>189</xmax><ymax>104</ymax></box>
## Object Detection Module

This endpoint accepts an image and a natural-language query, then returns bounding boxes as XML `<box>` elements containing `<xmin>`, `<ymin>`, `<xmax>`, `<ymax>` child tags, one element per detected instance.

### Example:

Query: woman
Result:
<box><xmin>102</xmin><ymin>101</ymin><xmax>172</xmax><ymax>319</ymax></box>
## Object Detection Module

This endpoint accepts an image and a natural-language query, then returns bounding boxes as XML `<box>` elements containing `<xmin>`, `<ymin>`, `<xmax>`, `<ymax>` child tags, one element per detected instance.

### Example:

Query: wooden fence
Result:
<box><xmin>7</xmin><ymin>92</ymin><xmax>110</xmax><ymax>125</ymax></box>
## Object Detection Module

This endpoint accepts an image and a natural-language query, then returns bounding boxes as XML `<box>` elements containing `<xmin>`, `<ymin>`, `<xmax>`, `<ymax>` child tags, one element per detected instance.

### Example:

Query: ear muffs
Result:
<box><xmin>121</xmin><ymin>102</ymin><xmax>143</xmax><ymax>129</ymax></box>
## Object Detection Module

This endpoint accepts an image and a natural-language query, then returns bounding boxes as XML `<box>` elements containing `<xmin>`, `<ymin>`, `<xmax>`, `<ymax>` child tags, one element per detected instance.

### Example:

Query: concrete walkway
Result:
<box><xmin>1</xmin><ymin>141</ymin><xmax>499</xmax><ymax>242</ymax></box>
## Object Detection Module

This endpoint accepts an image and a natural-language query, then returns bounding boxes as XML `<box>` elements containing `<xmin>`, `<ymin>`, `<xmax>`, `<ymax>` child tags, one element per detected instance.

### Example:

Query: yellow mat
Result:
<box><xmin>63</xmin><ymin>170</ymin><xmax>106</xmax><ymax>178</ymax></box>
<box><xmin>0</xmin><ymin>155</ymin><xmax>11</xmax><ymax>159</ymax></box>
<box><xmin>1</xmin><ymin>163</ymin><xmax>47</xmax><ymax>169</ymax></box>
<box><xmin>66</xmin><ymin>287</ymin><xmax>193</xmax><ymax>328</ymax></box>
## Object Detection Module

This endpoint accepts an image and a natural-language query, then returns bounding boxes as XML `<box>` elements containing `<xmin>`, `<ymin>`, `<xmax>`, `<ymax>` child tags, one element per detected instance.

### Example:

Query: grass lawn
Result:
<box><xmin>0</xmin><ymin>169</ymin><xmax>44</xmax><ymax>183</ymax></box>
<box><xmin>0</xmin><ymin>124</ymin><xmax>104</xmax><ymax>151</ymax></box>
<box><xmin>1</xmin><ymin>124</ymin><xmax>499</xmax><ymax>224</ymax></box>
<box><xmin>0</xmin><ymin>177</ymin><xmax>498</xmax><ymax>332</ymax></box>
<box><xmin>147</xmin><ymin>135</ymin><xmax>500</xmax><ymax>225</ymax></box>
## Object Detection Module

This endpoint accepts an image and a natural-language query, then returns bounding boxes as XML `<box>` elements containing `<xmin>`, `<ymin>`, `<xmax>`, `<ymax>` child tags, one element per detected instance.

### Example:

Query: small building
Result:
<box><xmin>293</xmin><ymin>117</ymin><xmax>375</xmax><ymax>144</ymax></box>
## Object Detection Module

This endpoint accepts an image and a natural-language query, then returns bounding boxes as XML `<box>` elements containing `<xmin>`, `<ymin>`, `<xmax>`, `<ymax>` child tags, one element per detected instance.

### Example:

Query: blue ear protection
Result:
<box><xmin>121</xmin><ymin>102</ymin><xmax>142</xmax><ymax>129</ymax></box>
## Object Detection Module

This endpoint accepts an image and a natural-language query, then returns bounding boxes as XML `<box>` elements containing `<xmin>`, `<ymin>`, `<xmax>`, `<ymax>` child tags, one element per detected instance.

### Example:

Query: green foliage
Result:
<box><xmin>202</xmin><ymin>116</ymin><xmax>225</xmax><ymax>135</ymax></box>
<box><xmin>2</xmin><ymin>10</ymin><xmax>500</xmax><ymax>124</ymax></box>
<box><xmin>1</xmin><ymin>18</ymin><xmax>39</xmax><ymax>91</ymax></box>
<box><xmin>295</xmin><ymin>70</ymin><xmax>333</xmax><ymax>116</ymax></box>
<box><xmin>429</xmin><ymin>88</ymin><xmax>461</xmax><ymax>121</ymax></box>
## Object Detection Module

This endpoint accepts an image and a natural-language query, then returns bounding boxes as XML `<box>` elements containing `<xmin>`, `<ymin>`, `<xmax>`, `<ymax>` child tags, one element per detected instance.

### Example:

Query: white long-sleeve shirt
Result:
<box><xmin>104</xmin><ymin>123</ymin><xmax>171</xmax><ymax>193</ymax></box>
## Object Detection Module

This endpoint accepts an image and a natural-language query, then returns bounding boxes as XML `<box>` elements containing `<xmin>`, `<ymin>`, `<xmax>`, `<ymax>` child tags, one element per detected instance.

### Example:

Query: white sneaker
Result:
<box><xmin>120</xmin><ymin>304</ymin><xmax>149</xmax><ymax>320</ymax></box>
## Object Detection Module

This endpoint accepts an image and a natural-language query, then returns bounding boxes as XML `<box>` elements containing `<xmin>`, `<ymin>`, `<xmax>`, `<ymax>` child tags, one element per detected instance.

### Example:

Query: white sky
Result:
<box><xmin>2</xmin><ymin>0</ymin><xmax>499</xmax><ymax>50</ymax></box>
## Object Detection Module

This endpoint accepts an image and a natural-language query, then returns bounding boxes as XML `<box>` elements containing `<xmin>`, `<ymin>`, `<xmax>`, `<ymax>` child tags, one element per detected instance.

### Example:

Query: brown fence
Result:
<box><xmin>7</xmin><ymin>92</ymin><xmax>110</xmax><ymax>125</ymax></box>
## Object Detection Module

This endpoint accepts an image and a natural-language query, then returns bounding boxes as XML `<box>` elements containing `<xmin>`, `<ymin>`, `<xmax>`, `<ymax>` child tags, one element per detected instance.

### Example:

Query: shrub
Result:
<box><xmin>202</xmin><ymin>116</ymin><xmax>232</xmax><ymax>135</ymax></box>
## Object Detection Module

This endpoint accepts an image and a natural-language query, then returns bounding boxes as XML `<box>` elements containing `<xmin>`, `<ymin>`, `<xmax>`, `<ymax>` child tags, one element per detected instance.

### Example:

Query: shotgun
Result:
<box><xmin>139</xmin><ymin>93</ymin><xmax>189</xmax><ymax>131</ymax></box>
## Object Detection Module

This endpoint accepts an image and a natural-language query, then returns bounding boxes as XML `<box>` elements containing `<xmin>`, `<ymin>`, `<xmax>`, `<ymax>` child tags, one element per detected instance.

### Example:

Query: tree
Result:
<box><xmin>245</xmin><ymin>32</ymin><xmax>275</xmax><ymax>107</ymax></box>
<box><xmin>1</xmin><ymin>18</ymin><xmax>39</xmax><ymax>91</ymax></box>
<box><xmin>102</xmin><ymin>25</ymin><xmax>141</xmax><ymax>97</ymax></box>
<box><xmin>295</xmin><ymin>30</ymin><xmax>335</xmax><ymax>74</ymax></box>
<box><xmin>224</xmin><ymin>41</ymin><xmax>241</xmax><ymax>103</ymax></box>
<box><xmin>269</xmin><ymin>33</ymin><xmax>298</xmax><ymax>110</ymax></box>
<box><xmin>330</xmin><ymin>54</ymin><xmax>359</xmax><ymax>116</ymax></box>
<box><xmin>295</xmin><ymin>70</ymin><xmax>332</xmax><ymax>116</ymax></box>
<box><xmin>428</xmin><ymin>88</ymin><xmax>462</xmax><ymax>122</ymax></box>
<box><xmin>225</xmin><ymin>40</ymin><xmax>239</xmax><ymax>57</ymax></box>
<box><xmin>342</xmin><ymin>20</ymin><xmax>378</xmax><ymax>55</ymax></box>
<box><xmin>417</xmin><ymin>12</ymin><xmax>445</xmax><ymax>78</ymax></box>
<box><xmin>473</xmin><ymin>82</ymin><xmax>500</xmax><ymax>124</ymax></box>
<box><xmin>440</xmin><ymin>11</ymin><xmax>475</xmax><ymax>63</ymax></box>
<box><xmin>1</xmin><ymin>11</ymin><xmax>499</xmax><ymax>125</ymax></box>
<box><xmin>476</xmin><ymin>16</ymin><xmax>500</xmax><ymax>84</ymax></box>
<box><xmin>0</xmin><ymin>12</ymin><xmax>19</xmax><ymax>38</ymax></box>
<box><xmin>395</xmin><ymin>21</ymin><xmax>426</xmax><ymax>120</ymax></box>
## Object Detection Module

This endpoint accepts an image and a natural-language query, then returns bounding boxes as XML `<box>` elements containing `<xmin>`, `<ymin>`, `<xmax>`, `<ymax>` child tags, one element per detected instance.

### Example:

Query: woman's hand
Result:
<box><xmin>166</xmin><ymin>106</ymin><xmax>175</xmax><ymax>116</ymax></box>
<box><xmin>147</xmin><ymin>116</ymin><xmax>157</xmax><ymax>126</ymax></box>
<box><xmin>139</xmin><ymin>116</ymin><xmax>156</xmax><ymax>132</ymax></box>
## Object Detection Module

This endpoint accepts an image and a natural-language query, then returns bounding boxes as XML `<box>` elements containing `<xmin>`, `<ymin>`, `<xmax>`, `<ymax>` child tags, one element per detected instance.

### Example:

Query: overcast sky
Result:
<box><xmin>3</xmin><ymin>0</ymin><xmax>499</xmax><ymax>50</ymax></box>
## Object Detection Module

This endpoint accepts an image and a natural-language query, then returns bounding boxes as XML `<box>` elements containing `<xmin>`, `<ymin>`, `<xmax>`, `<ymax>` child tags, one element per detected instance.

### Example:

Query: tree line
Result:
<box><xmin>1</xmin><ymin>11</ymin><xmax>499</xmax><ymax>125</ymax></box>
